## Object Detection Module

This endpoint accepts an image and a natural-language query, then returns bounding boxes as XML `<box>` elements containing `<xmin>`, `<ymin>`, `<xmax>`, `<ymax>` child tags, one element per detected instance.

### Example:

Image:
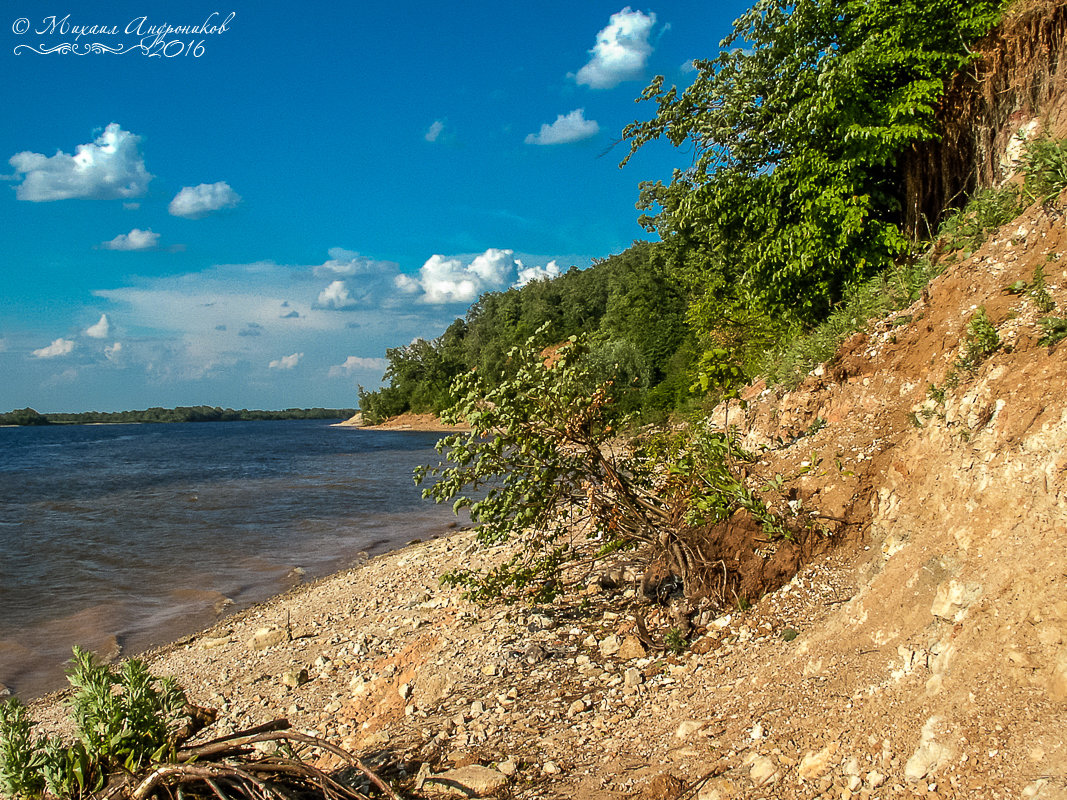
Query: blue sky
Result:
<box><xmin>1</xmin><ymin>1</ymin><xmax>748</xmax><ymax>412</ymax></box>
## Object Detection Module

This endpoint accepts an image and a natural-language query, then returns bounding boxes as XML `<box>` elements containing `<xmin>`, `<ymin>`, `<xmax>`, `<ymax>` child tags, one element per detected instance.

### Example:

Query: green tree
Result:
<box><xmin>622</xmin><ymin>0</ymin><xmax>1005</xmax><ymax>383</ymax></box>
<box><xmin>417</xmin><ymin>331</ymin><xmax>669</xmax><ymax>603</ymax></box>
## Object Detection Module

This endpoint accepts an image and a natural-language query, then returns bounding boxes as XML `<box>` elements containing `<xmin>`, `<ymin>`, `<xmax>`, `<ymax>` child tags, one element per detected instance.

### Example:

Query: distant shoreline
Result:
<box><xmin>0</xmin><ymin>406</ymin><xmax>356</xmax><ymax>427</ymax></box>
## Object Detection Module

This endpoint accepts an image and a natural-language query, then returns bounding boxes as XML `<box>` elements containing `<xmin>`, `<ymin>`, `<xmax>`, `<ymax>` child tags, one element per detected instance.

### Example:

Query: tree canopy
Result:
<box><xmin>622</xmin><ymin>0</ymin><xmax>1005</xmax><ymax>378</ymax></box>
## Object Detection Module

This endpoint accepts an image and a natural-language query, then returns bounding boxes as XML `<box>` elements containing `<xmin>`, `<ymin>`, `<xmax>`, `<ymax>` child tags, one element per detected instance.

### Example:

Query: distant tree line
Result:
<box><xmin>0</xmin><ymin>406</ymin><xmax>355</xmax><ymax>426</ymax></box>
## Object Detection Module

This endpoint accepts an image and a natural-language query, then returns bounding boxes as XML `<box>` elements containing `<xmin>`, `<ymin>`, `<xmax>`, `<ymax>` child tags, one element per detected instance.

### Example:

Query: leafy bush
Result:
<box><xmin>66</xmin><ymin>646</ymin><xmax>187</xmax><ymax>772</ymax></box>
<box><xmin>938</xmin><ymin>187</ymin><xmax>1023</xmax><ymax>255</ymax></box>
<box><xmin>0</xmin><ymin>700</ymin><xmax>44</xmax><ymax>799</ymax></box>
<box><xmin>1022</xmin><ymin>137</ymin><xmax>1067</xmax><ymax>202</ymax></box>
<box><xmin>1039</xmin><ymin>317</ymin><xmax>1067</xmax><ymax>346</ymax></box>
<box><xmin>418</xmin><ymin>329</ymin><xmax>791</xmax><ymax>604</ymax></box>
<box><xmin>417</xmin><ymin>330</ymin><xmax>666</xmax><ymax>603</ymax></box>
<box><xmin>955</xmin><ymin>307</ymin><xmax>1001</xmax><ymax>373</ymax></box>
<box><xmin>0</xmin><ymin>648</ymin><xmax>401</xmax><ymax>800</ymax></box>
<box><xmin>0</xmin><ymin>647</ymin><xmax>188</xmax><ymax>799</ymax></box>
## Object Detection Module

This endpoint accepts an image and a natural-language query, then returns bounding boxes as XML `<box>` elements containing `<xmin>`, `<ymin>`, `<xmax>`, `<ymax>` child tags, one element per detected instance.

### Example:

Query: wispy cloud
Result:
<box><xmin>8</xmin><ymin>123</ymin><xmax>152</xmax><ymax>202</ymax></box>
<box><xmin>573</xmin><ymin>7</ymin><xmax>657</xmax><ymax>89</ymax></box>
<box><xmin>83</xmin><ymin>247</ymin><xmax>569</xmax><ymax>387</ymax></box>
<box><xmin>85</xmin><ymin>314</ymin><xmax>111</xmax><ymax>339</ymax></box>
<box><xmin>32</xmin><ymin>338</ymin><xmax>75</xmax><ymax>358</ymax></box>
<box><xmin>268</xmin><ymin>352</ymin><xmax>302</xmax><ymax>370</ymax></box>
<box><xmin>101</xmin><ymin>228</ymin><xmax>160</xmax><ymax>251</ymax></box>
<box><xmin>425</xmin><ymin>120</ymin><xmax>445</xmax><ymax>142</ymax></box>
<box><xmin>168</xmin><ymin>181</ymin><xmax>241</xmax><ymax>219</ymax></box>
<box><xmin>329</xmin><ymin>355</ymin><xmax>389</xmax><ymax>377</ymax></box>
<box><xmin>525</xmin><ymin>109</ymin><xmax>599</xmax><ymax>145</ymax></box>
<box><xmin>313</xmin><ymin>248</ymin><xmax>398</xmax><ymax>280</ymax></box>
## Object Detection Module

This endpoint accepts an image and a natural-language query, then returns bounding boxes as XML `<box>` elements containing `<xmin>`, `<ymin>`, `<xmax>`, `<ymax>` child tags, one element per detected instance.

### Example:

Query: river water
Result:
<box><xmin>0</xmin><ymin>420</ymin><xmax>458</xmax><ymax>699</ymax></box>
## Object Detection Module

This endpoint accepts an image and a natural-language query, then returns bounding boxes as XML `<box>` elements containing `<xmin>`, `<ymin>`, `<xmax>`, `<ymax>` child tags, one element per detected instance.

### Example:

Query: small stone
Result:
<box><xmin>280</xmin><ymin>668</ymin><xmax>309</xmax><ymax>688</ymax></box>
<box><xmin>624</xmin><ymin>667</ymin><xmax>644</xmax><ymax>687</ymax></box>
<box><xmin>905</xmin><ymin>717</ymin><xmax>949</xmax><ymax>782</ymax></box>
<box><xmin>424</xmin><ymin>765</ymin><xmax>506</xmax><ymax>797</ymax></box>
<box><xmin>798</xmin><ymin>743</ymin><xmax>839</xmax><ymax>781</ymax></box>
<box><xmin>199</xmin><ymin>636</ymin><xmax>229</xmax><ymax>650</ymax></box>
<box><xmin>567</xmin><ymin>698</ymin><xmax>588</xmax><ymax>717</ymax></box>
<box><xmin>470</xmin><ymin>700</ymin><xmax>485</xmax><ymax>716</ymax></box>
<box><xmin>481</xmin><ymin>664</ymin><xmax>498</xmax><ymax>676</ymax></box>
<box><xmin>399</xmin><ymin>682</ymin><xmax>412</xmax><ymax>700</ymax></box>
<box><xmin>249</xmin><ymin>627</ymin><xmax>286</xmax><ymax>651</ymax></box>
<box><xmin>697</xmin><ymin>777</ymin><xmax>738</xmax><ymax>800</ymax></box>
<box><xmin>523</xmin><ymin>643</ymin><xmax>548</xmax><ymax>664</ymax></box>
<box><xmin>497</xmin><ymin>757</ymin><xmax>518</xmax><ymax>776</ymax></box>
<box><xmin>748</xmin><ymin>755</ymin><xmax>778</xmax><ymax>786</ymax></box>
<box><xmin>847</xmin><ymin>775</ymin><xmax>862</xmax><ymax>791</ymax></box>
<box><xmin>599</xmin><ymin>635</ymin><xmax>621</xmax><ymax>657</ymax></box>
<box><xmin>676</xmin><ymin>720</ymin><xmax>705</xmax><ymax>738</ymax></box>
<box><xmin>543</xmin><ymin>761</ymin><xmax>560</xmax><ymax>775</ymax></box>
<box><xmin>617</xmin><ymin>635</ymin><xmax>647</xmax><ymax>660</ymax></box>
<box><xmin>867</xmin><ymin>770</ymin><xmax>886</xmax><ymax>788</ymax></box>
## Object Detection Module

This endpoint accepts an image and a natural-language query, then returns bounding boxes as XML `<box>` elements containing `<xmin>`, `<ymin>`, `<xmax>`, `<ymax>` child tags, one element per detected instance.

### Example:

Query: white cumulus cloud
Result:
<box><xmin>525</xmin><ymin>109</ymin><xmax>599</xmax><ymax>145</ymax></box>
<box><xmin>8</xmin><ymin>123</ymin><xmax>152</xmax><ymax>201</ymax></box>
<box><xmin>85</xmin><ymin>314</ymin><xmax>111</xmax><ymax>339</ymax></box>
<box><xmin>101</xmin><ymin>228</ymin><xmax>159</xmax><ymax>251</ymax></box>
<box><xmin>395</xmin><ymin>249</ymin><xmax>562</xmax><ymax>304</ymax></box>
<box><xmin>329</xmin><ymin>356</ymin><xmax>389</xmax><ymax>377</ymax></box>
<box><xmin>316</xmin><ymin>280</ymin><xmax>360</xmax><ymax>309</ymax></box>
<box><xmin>32</xmin><ymin>338</ymin><xmax>75</xmax><ymax>358</ymax></box>
<box><xmin>425</xmin><ymin>120</ymin><xmax>445</xmax><ymax>142</ymax></box>
<box><xmin>168</xmin><ymin>181</ymin><xmax>241</xmax><ymax>219</ymax></box>
<box><xmin>515</xmin><ymin>260</ymin><xmax>562</xmax><ymax>287</ymax></box>
<box><xmin>574</xmin><ymin>7</ymin><xmax>657</xmax><ymax>89</ymax></box>
<box><xmin>268</xmin><ymin>352</ymin><xmax>302</xmax><ymax>370</ymax></box>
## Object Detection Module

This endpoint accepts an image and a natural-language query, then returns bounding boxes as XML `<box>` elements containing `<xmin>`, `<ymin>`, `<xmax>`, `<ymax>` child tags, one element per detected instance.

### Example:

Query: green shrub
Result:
<box><xmin>1022</xmin><ymin>137</ymin><xmax>1067</xmax><ymax>203</ymax></box>
<box><xmin>1030</xmin><ymin>264</ymin><xmax>1056</xmax><ymax>313</ymax></box>
<box><xmin>1039</xmin><ymin>317</ymin><xmax>1067</xmax><ymax>346</ymax></box>
<box><xmin>938</xmin><ymin>187</ymin><xmax>1023</xmax><ymax>255</ymax></box>
<box><xmin>0</xmin><ymin>699</ymin><xmax>44</xmax><ymax>799</ymax></box>
<box><xmin>419</xmin><ymin>329</ymin><xmax>787</xmax><ymax>604</ymax></box>
<box><xmin>955</xmin><ymin>307</ymin><xmax>1001</xmax><ymax>372</ymax></box>
<box><xmin>0</xmin><ymin>647</ymin><xmax>188</xmax><ymax>799</ymax></box>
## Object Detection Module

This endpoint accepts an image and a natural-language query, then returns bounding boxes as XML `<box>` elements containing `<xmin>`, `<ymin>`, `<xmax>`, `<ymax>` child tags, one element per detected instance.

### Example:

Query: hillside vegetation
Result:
<box><xmin>359</xmin><ymin>0</ymin><xmax>1046</xmax><ymax>425</ymax></box>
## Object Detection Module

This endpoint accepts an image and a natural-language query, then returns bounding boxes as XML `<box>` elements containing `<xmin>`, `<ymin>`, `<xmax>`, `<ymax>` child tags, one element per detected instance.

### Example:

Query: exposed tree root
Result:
<box><xmin>98</xmin><ymin>719</ymin><xmax>401</xmax><ymax>800</ymax></box>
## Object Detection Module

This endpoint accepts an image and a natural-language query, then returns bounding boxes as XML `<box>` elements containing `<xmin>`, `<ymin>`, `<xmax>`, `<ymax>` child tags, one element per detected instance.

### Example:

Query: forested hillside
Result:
<box><xmin>359</xmin><ymin>0</ymin><xmax>1040</xmax><ymax>425</ymax></box>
